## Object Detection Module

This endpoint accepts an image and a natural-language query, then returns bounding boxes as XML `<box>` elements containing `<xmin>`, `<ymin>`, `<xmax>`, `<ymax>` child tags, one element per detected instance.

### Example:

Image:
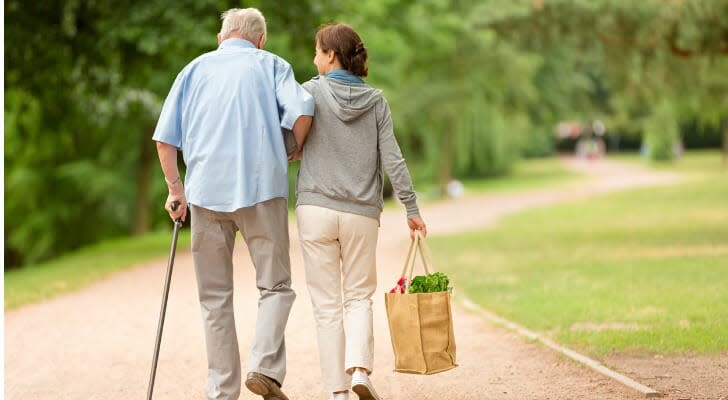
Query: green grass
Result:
<box><xmin>611</xmin><ymin>149</ymin><xmax>727</xmax><ymax>175</ymax></box>
<box><xmin>430</xmin><ymin>151</ymin><xmax>728</xmax><ymax>355</ymax></box>
<box><xmin>460</xmin><ymin>157</ymin><xmax>583</xmax><ymax>194</ymax></box>
<box><xmin>388</xmin><ymin>157</ymin><xmax>584</xmax><ymax>209</ymax></box>
<box><xmin>4</xmin><ymin>229</ymin><xmax>191</xmax><ymax>310</ymax></box>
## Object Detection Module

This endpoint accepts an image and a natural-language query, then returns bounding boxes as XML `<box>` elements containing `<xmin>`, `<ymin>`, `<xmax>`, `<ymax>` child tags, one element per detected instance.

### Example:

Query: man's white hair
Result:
<box><xmin>220</xmin><ymin>8</ymin><xmax>266</xmax><ymax>42</ymax></box>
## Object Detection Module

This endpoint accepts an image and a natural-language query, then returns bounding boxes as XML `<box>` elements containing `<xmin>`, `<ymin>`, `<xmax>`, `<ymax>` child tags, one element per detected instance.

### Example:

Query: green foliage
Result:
<box><xmin>3</xmin><ymin>1</ymin><xmax>345</xmax><ymax>267</ymax></box>
<box><xmin>643</xmin><ymin>101</ymin><xmax>680</xmax><ymax>160</ymax></box>
<box><xmin>381</xmin><ymin>0</ymin><xmax>535</xmax><ymax>182</ymax></box>
<box><xmin>5</xmin><ymin>0</ymin><xmax>727</xmax><ymax>268</ymax></box>
<box><xmin>408</xmin><ymin>272</ymin><xmax>450</xmax><ymax>294</ymax></box>
<box><xmin>4</xmin><ymin>0</ymin><xmax>219</xmax><ymax>266</ymax></box>
<box><xmin>473</xmin><ymin>0</ymin><xmax>728</xmax><ymax>160</ymax></box>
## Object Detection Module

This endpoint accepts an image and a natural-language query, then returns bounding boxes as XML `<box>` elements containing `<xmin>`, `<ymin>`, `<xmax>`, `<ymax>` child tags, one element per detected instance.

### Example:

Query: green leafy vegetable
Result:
<box><xmin>408</xmin><ymin>272</ymin><xmax>450</xmax><ymax>294</ymax></box>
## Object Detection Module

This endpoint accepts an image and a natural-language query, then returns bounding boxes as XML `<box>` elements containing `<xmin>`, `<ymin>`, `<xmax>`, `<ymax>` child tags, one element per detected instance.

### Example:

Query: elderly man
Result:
<box><xmin>152</xmin><ymin>8</ymin><xmax>313</xmax><ymax>400</ymax></box>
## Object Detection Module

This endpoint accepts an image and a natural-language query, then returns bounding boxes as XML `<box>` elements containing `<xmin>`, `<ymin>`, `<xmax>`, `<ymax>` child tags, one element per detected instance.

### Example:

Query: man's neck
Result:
<box><xmin>219</xmin><ymin>33</ymin><xmax>259</xmax><ymax>49</ymax></box>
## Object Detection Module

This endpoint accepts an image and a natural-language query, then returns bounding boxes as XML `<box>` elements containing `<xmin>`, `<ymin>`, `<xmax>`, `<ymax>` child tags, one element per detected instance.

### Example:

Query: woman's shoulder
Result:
<box><xmin>302</xmin><ymin>76</ymin><xmax>322</xmax><ymax>92</ymax></box>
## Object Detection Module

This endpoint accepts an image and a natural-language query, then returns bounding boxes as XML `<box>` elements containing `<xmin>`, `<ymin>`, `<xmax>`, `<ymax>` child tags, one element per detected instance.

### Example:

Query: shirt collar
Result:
<box><xmin>218</xmin><ymin>38</ymin><xmax>256</xmax><ymax>50</ymax></box>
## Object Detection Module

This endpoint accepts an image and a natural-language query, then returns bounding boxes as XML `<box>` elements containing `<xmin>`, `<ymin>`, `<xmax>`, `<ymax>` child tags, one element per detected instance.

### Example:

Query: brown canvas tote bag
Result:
<box><xmin>384</xmin><ymin>232</ymin><xmax>457</xmax><ymax>374</ymax></box>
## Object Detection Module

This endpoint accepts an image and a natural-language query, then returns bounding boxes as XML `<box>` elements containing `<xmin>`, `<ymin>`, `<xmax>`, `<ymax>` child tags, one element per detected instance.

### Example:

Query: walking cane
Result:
<box><xmin>147</xmin><ymin>201</ymin><xmax>182</xmax><ymax>400</ymax></box>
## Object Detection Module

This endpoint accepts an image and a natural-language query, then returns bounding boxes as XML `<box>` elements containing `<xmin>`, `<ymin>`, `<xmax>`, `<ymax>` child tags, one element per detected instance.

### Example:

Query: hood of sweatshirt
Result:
<box><xmin>316</xmin><ymin>76</ymin><xmax>382</xmax><ymax>122</ymax></box>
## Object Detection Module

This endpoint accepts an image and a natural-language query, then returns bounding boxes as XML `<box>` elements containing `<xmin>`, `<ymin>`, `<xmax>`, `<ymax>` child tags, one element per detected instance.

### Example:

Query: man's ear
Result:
<box><xmin>327</xmin><ymin>50</ymin><xmax>336</xmax><ymax>64</ymax></box>
<box><xmin>257</xmin><ymin>34</ymin><xmax>267</xmax><ymax>49</ymax></box>
<box><xmin>217</xmin><ymin>33</ymin><xmax>222</xmax><ymax>45</ymax></box>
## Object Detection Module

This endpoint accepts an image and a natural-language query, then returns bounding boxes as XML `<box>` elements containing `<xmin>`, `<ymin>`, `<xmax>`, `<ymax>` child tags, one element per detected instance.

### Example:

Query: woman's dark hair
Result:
<box><xmin>315</xmin><ymin>23</ymin><xmax>368</xmax><ymax>77</ymax></box>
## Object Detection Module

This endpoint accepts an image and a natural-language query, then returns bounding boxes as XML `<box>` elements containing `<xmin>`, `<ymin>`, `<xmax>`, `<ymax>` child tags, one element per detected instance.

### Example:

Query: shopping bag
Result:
<box><xmin>384</xmin><ymin>231</ymin><xmax>457</xmax><ymax>374</ymax></box>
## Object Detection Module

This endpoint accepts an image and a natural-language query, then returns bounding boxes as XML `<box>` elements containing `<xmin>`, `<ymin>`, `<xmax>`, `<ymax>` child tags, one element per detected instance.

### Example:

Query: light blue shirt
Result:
<box><xmin>152</xmin><ymin>38</ymin><xmax>314</xmax><ymax>212</ymax></box>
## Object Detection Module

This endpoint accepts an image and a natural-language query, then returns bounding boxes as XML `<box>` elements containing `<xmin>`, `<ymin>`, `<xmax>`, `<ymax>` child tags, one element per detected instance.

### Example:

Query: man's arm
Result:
<box><xmin>152</xmin><ymin>68</ymin><xmax>189</xmax><ymax>220</ymax></box>
<box><xmin>156</xmin><ymin>141</ymin><xmax>187</xmax><ymax>221</ymax></box>
<box><xmin>275</xmin><ymin>58</ymin><xmax>314</xmax><ymax>159</ymax></box>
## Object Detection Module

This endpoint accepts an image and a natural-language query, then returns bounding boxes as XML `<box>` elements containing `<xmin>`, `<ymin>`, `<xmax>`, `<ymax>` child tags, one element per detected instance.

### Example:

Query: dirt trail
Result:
<box><xmin>7</xmin><ymin>158</ymin><xmax>700</xmax><ymax>400</ymax></box>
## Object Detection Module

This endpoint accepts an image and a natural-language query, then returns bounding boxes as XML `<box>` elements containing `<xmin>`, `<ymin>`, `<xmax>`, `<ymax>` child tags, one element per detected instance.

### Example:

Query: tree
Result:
<box><xmin>4</xmin><ymin>0</ymin><xmax>346</xmax><ymax>267</ymax></box>
<box><xmin>472</xmin><ymin>0</ymin><xmax>728</xmax><ymax>160</ymax></box>
<box><xmin>6</xmin><ymin>0</ymin><xmax>726</xmax><ymax>267</ymax></box>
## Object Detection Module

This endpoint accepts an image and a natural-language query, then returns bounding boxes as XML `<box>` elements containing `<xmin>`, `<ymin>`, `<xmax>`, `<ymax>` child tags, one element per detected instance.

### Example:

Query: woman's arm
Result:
<box><xmin>377</xmin><ymin>98</ymin><xmax>427</xmax><ymax>237</ymax></box>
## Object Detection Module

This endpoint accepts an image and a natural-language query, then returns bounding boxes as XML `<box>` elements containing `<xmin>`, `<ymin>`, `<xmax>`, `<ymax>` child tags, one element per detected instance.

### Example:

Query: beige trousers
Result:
<box><xmin>191</xmin><ymin>198</ymin><xmax>295</xmax><ymax>400</ymax></box>
<box><xmin>296</xmin><ymin>205</ymin><xmax>379</xmax><ymax>393</ymax></box>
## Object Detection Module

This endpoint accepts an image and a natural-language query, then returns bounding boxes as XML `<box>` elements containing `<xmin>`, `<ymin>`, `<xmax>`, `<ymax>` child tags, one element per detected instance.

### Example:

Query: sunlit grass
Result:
<box><xmin>611</xmin><ymin>149</ymin><xmax>726</xmax><ymax>175</ymax></box>
<box><xmin>403</xmin><ymin>157</ymin><xmax>584</xmax><ymax>206</ymax></box>
<box><xmin>460</xmin><ymin>157</ymin><xmax>583</xmax><ymax>194</ymax></box>
<box><xmin>430</xmin><ymin>151</ymin><xmax>728</xmax><ymax>355</ymax></box>
<box><xmin>5</xmin><ymin>230</ymin><xmax>191</xmax><ymax>310</ymax></box>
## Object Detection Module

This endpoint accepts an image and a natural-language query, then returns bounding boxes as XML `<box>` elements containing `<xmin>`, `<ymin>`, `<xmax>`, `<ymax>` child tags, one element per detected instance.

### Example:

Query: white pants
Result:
<box><xmin>296</xmin><ymin>205</ymin><xmax>379</xmax><ymax>393</ymax></box>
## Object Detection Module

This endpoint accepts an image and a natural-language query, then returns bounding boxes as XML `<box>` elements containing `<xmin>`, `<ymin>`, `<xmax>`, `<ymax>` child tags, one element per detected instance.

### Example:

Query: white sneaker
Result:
<box><xmin>351</xmin><ymin>370</ymin><xmax>381</xmax><ymax>400</ymax></box>
<box><xmin>329</xmin><ymin>392</ymin><xmax>350</xmax><ymax>400</ymax></box>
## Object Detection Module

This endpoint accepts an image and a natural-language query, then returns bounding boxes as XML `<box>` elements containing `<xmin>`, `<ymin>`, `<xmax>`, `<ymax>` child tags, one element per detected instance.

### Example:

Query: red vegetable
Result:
<box><xmin>389</xmin><ymin>277</ymin><xmax>408</xmax><ymax>293</ymax></box>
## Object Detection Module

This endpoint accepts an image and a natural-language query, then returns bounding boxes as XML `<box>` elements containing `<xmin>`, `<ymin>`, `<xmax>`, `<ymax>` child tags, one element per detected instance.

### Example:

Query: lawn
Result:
<box><xmin>459</xmin><ymin>156</ymin><xmax>583</xmax><ymax>194</ymax></box>
<box><xmin>430</xmin><ymin>151</ymin><xmax>728</xmax><ymax>355</ymax></box>
<box><xmin>611</xmin><ymin>149</ymin><xmax>726</xmax><ymax>176</ymax></box>
<box><xmin>381</xmin><ymin>156</ymin><xmax>585</xmax><ymax>211</ymax></box>
<box><xmin>4</xmin><ymin>230</ymin><xmax>191</xmax><ymax>310</ymax></box>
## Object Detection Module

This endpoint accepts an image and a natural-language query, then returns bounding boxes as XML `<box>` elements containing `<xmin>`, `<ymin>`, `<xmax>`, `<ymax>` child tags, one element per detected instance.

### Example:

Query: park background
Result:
<box><xmin>4</xmin><ymin>1</ymin><xmax>728</xmax><ymax>399</ymax></box>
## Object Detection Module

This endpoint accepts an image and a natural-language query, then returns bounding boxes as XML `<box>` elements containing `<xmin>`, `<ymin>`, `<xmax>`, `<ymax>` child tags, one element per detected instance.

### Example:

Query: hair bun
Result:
<box><xmin>353</xmin><ymin>42</ymin><xmax>366</xmax><ymax>56</ymax></box>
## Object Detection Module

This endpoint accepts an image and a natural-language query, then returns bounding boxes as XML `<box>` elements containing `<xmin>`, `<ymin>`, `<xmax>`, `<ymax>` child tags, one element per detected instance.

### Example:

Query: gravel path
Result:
<box><xmin>5</xmin><ymin>158</ymin><xmax>687</xmax><ymax>400</ymax></box>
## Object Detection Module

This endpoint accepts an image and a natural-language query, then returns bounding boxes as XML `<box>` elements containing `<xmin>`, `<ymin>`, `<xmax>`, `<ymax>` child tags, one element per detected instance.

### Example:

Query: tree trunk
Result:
<box><xmin>133</xmin><ymin>125</ymin><xmax>154</xmax><ymax>235</ymax></box>
<box><xmin>438</xmin><ymin>20</ymin><xmax>461</xmax><ymax>197</ymax></box>
<box><xmin>723</xmin><ymin>118</ymin><xmax>728</xmax><ymax>166</ymax></box>
<box><xmin>437</xmin><ymin>117</ymin><xmax>455</xmax><ymax>197</ymax></box>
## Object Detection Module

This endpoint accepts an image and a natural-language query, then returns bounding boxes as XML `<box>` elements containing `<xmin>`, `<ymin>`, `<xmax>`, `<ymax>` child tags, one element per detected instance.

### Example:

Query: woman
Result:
<box><xmin>296</xmin><ymin>23</ymin><xmax>427</xmax><ymax>400</ymax></box>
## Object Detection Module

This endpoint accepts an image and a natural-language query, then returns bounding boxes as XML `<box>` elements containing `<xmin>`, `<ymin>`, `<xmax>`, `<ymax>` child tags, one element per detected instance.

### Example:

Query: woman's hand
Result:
<box><xmin>407</xmin><ymin>215</ymin><xmax>427</xmax><ymax>239</ymax></box>
<box><xmin>288</xmin><ymin>149</ymin><xmax>303</xmax><ymax>162</ymax></box>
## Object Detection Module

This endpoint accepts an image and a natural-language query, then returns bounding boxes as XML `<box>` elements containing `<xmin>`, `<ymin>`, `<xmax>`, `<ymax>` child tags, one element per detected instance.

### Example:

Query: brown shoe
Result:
<box><xmin>245</xmin><ymin>372</ymin><xmax>290</xmax><ymax>400</ymax></box>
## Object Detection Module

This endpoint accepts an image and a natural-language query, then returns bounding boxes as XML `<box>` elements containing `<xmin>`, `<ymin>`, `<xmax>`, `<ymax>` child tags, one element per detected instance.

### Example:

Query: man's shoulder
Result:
<box><xmin>182</xmin><ymin>48</ymin><xmax>282</xmax><ymax>77</ymax></box>
<box><xmin>179</xmin><ymin>49</ymin><xmax>218</xmax><ymax>74</ymax></box>
<box><xmin>256</xmin><ymin>49</ymin><xmax>294</xmax><ymax>69</ymax></box>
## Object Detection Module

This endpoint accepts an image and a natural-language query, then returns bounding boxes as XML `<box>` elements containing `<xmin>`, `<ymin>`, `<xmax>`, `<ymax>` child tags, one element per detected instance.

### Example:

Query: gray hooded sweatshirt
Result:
<box><xmin>296</xmin><ymin>76</ymin><xmax>419</xmax><ymax>221</ymax></box>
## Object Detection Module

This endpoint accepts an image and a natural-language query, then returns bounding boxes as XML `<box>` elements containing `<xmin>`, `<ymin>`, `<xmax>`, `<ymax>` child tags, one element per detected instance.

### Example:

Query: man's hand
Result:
<box><xmin>407</xmin><ymin>215</ymin><xmax>427</xmax><ymax>239</ymax></box>
<box><xmin>165</xmin><ymin>184</ymin><xmax>188</xmax><ymax>222</ymax></box>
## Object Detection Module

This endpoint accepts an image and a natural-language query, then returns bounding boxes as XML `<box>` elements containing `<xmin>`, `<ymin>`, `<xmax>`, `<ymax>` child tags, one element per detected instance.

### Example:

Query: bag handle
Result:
<box><xmin>402</xmin><ymin>231</ymin><xmax>435</xmax><ymax>282</ymax></box>
<box><xmin>398</xmin><ymin>233</ymin><xmax>419</xmax><ymax>279</ymax></box>
<box><xmin>416</xmin><ymin>230</ymin><xmax>436</xmax><ymax>274</ymax></box>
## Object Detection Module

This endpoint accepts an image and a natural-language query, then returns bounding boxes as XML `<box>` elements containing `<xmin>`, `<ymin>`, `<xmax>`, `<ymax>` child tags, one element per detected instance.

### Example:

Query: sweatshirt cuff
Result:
<box><xmin>404</xmin><ymin>200</ymin><xmax>420</xmax><ymax>218</ymax></box>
